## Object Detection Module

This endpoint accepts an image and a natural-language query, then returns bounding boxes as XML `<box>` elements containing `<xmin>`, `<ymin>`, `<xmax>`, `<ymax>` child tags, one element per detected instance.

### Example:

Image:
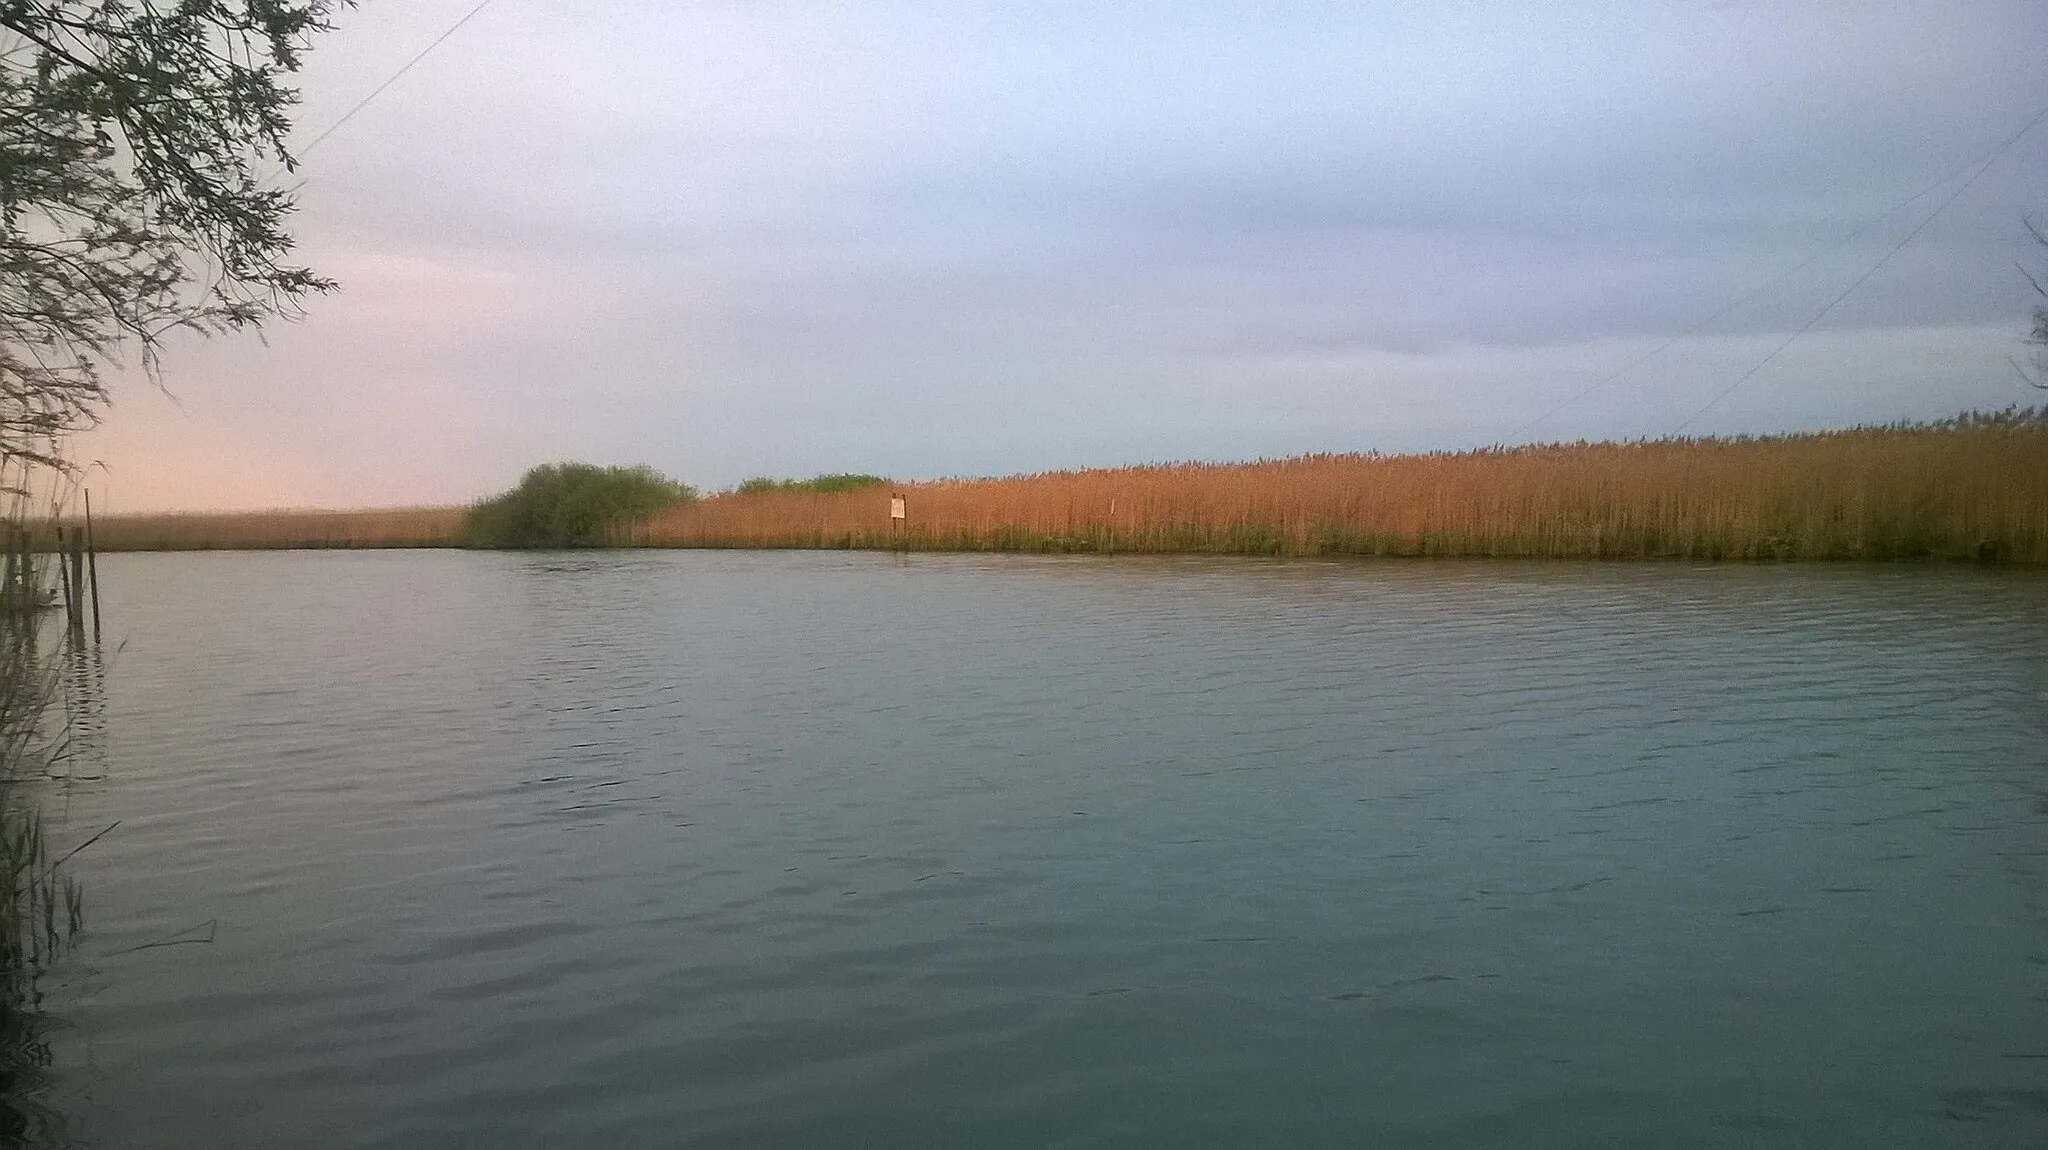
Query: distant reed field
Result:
<box><xmin>66</xmin><ymin>416</ymin><xmax>2048</xmax><ymax>561</ymax></box>
<box><xmin>634</xmin><ymin>416</ymin><xmax>2048</xmax><ymax>562</ymax></box>
<box><xmin>87</xmin><ymin>507</ymin><xmax>466</xmax><ymax>551</ymax></box>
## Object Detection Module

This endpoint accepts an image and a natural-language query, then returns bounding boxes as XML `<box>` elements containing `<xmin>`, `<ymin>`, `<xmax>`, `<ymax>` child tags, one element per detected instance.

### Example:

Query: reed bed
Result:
<box><xmin>85</xmin><ymin>506</ymin><xmax>466</xmax><ymax>551</ymax></box>
<box><xmin>632</xmin><ymin>417</ymin><xmax>2048</xmax><ymax>562</ymax></box>
<box><xmin>0</xmin><ymin>550</ymin><xmax>85</xmax><ymax>1139</ymax></box>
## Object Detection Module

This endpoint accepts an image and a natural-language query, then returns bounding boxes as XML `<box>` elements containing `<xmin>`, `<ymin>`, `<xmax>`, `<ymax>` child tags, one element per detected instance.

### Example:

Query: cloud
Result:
<box><xmin>76</xmin><ymin>0</ymin><xmax>2048</xmax><ymax>508</ymax></box>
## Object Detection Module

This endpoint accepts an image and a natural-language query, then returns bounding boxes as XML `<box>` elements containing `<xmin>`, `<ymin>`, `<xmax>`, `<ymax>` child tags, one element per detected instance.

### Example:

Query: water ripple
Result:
<box><xmin>43</xmin><ymin>552</ymin><xmax>2048</xmax><ymax>1148</ymax></box>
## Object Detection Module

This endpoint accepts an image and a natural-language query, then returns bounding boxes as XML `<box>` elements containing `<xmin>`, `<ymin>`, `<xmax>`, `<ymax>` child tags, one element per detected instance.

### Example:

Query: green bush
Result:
<box><xmin>734</xmin><ymin>473</ymin><xmax>888</xmax><ymax>495</ymax></box>
<box><xmin>464</xmin><ymin>463</ymin><xmax>695</xmax><ymax>548</ymax></box>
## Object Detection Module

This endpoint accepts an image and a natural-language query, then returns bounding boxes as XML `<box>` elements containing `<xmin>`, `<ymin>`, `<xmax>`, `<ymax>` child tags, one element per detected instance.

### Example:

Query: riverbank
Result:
<box><xmin>85</xmin><ymin>415</ymin><xmax>2048</xmax><ymax>562</ymax></box>
<box><xmin>637</xmin><ymin>416</ymin><xmax>2048</xmax><ymax>562</ymax></box>
<box><xmin>85</xmin><ymin>507</ymin><xmax>466</xmax><ymax>551</ymax></box>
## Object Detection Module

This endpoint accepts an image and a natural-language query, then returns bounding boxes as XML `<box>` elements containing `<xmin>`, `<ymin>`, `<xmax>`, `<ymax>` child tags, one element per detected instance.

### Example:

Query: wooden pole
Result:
<box><xmin>69</xmin><ymin>530</ymin><xmax>84</xmax><ymax>636</ymax></box>
<box><xmin>84</xmin><ymin>490</ymin><xmax>101</xmax><ymax>642</ymax></box>
<box><xmin>56</xmin><ymin>526</ymin><xmax>75</xmax><ymax>632</ymax></box>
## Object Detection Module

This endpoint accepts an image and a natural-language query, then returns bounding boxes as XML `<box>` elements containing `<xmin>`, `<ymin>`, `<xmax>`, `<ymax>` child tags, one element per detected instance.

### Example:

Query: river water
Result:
<box><xmin>33</xmin><ymin>551</ymin><xmax>2048</xmax><ymax>1147</ymax></box>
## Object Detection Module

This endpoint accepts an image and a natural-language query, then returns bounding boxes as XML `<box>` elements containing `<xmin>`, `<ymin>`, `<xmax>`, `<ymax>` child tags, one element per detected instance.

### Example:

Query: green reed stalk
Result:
<box><xmin>0</xmin><ymin>537</ymin><xmax>85</xmax><ymax>1142</ymax></box>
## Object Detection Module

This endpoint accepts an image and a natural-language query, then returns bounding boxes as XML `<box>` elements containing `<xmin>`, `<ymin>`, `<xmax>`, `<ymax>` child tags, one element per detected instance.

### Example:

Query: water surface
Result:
<box><xmin>44</xmin><ymin>551</ymin><xmax>2048</xmax><ymax>1147</ymax></box>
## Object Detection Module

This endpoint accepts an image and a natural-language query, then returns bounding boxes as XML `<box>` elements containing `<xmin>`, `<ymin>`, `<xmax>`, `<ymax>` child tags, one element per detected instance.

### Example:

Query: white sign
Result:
<box><xmin>890</xmin><ymin>496</ymin><xmax>906</xmax><ymax>520</ymax></box>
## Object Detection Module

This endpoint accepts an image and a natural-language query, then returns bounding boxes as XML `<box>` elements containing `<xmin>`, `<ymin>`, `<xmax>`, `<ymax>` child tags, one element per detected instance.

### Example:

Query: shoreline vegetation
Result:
<box><xmin>76</xmin><ymin>411</ymin><xmax>2048</xmax><ymax>563</ymax></box>
<box><xmin>461</xmin><ymin>464</ymin><xmax>694</xmax><ymax>549</ymax></box>
<box><xmin>85</xmin><ymin>506</ymin><xmax>468</xmax><ymax>551</ymax></box>
<box><xmin>0</xmin><ymin>549</ymin><xmax>87</xmax><ymax>1139</ymax></box>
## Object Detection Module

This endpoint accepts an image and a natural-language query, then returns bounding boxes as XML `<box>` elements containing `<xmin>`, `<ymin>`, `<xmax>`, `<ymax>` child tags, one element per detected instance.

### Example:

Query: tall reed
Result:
<box><xmin>633</xmin><ymin>414</ymin><xmax>2048</xmax><ymax>562</ymax></box>
<box><xmin>85</xmin><ymin>506</ymin><xmax>466</xmax><ymax>551</ymax></box>
<box><xmin>0</xmin><ymin>544</ymin><xmax>84</xmax><ymax>1143</ymax></box>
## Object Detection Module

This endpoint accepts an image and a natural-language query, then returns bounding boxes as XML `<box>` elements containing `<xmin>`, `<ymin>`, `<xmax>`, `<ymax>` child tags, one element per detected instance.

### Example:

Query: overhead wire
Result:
<box><xmin>1670</xmin><ymin>103</ymin><xmax>2048</xmax><ymax>434</ymax></box>
<box><xmin>1512</xmin><ymin>163</ymin><xmax>1968</xmax><ymax>441</ymax></box>
<box><xmin>1510</xmin><ymin>103</ymin><xmax>2048</xmax><ymax>443</ymax></box>
<box><xmin>290</xmin><ymin>0</ymin><xmax>499</xmax><ymax>164</ymax></box>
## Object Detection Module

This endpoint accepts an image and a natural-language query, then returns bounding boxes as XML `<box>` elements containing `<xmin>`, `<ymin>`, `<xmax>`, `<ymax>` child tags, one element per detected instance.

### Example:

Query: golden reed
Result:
<box><xmin>634</xmin><ymin>419</ymin><xmax>2048</xmax><ymax>562</ymax></box>
<box><xmin>75</xmin><ymin>417</ymin><xmax>2048</xmax><ymax>562</ymax></box>
<box><xmin>87</xmin><ymin>507</ymin><xmax>465</xmax><ymax>551</ymax></box>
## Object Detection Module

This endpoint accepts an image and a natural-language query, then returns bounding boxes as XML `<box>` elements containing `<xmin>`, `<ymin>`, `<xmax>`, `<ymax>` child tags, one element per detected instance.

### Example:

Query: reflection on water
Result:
<box><xmin>0</xmin><ymin>608</ymin><xmax>104</xmax><ymax>1149</ymax></box>
<box><xmin>41</xmin><ymin>552</ymin><xmax>2048</xmax><ymax>1147</ymax></box>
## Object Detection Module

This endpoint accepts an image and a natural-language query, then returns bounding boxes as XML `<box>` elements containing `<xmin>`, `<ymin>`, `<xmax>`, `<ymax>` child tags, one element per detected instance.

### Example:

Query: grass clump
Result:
<box><xmin>464</xmin><ymin>463</ymin><xmax>694</xmax><ymax>549</ymax></box>
<box><xmin>734</xmin><ymin>474</ymin><xmax>887</xmax><ymax>495</ymax></box>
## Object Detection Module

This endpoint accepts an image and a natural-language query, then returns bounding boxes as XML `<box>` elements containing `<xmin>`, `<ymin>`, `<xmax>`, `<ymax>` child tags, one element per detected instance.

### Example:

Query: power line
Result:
<box><xmin>293</xmin><ymin>0</ymin><xmax>500</xmax><ymax>161</ymax></box>
<box><xmin>1512</xmin><ymin>163</ymin><xmax>1966</xmax><ymax>441</ymax></box>
<box><xmin>1511</xmin><ymin>104</ymin><xmax>2048</xmax><ymax>443</ymax></box>
<box><xmin>1671</xmin><ymin>102</ymin><xmax>2048</xmax><ymax>434</ymax></box>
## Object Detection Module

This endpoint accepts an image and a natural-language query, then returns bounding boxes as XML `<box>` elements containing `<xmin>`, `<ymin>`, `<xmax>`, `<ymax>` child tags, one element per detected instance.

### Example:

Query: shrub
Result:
<box><xmin>734</xmin><ymin>473</ymin><xmax>888</xmax><ymax>495</ymax></box>
<box><xmin>464</xmin><ymin>463</ymin><xmax>695</xmax><ymax>548</ymax></box>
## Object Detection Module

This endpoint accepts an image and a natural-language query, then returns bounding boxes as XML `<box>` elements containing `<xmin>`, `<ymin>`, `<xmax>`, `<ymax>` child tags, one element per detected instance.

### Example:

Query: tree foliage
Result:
<box><xmin>0</xmin><ymin>1</ymin><xmax>346</xmax><ymax>466</ymax></box>
<box><xmin>464</xmin><ymin>463</ymin><xmax>696</xmax><ymax>549</ymax></box>
<box><xmin>734</xmin><ymin>473</ymin><xmax>887</xmax><ymax>495</ymax></box>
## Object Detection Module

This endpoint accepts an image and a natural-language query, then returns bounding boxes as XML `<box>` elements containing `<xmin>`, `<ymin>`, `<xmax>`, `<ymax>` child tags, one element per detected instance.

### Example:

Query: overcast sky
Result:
<box><xmin>76</xmin><ymin>0</ymin><xmax>2048</xmax><ymax>511</ymax></box>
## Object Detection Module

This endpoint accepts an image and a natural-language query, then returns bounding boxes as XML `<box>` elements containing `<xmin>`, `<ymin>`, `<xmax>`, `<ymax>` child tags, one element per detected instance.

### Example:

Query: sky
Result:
<box><xmin>73</xmin><ymin>0</ymin><xmax>2048</xmax><ymax>511</ymax></box>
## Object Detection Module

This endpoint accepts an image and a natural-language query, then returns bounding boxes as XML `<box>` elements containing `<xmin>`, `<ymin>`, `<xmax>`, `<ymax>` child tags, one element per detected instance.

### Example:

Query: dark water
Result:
<box><xmin>35</xmin><ymin>551</ymin><xmax>2048</xmax><ymax>1147</ymax></box>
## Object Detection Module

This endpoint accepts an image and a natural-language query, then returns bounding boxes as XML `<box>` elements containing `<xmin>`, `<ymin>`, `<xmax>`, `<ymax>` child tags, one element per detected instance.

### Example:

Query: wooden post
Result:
<box><xmin>57</xmin><ymin>526</ymin><xmax>75</xmax><ymax>631</ymax></box>
<box><xmin>889</xmin><ymin>493</ymin><xmax>906</xmax><ymax>550</ymax></box>
<box><xmin>69</xmin><ymin>530</ymin><xmax>85</xmax><ymax>636</ymax></box>
<box><xmin>84</xmin><ymin>490</ymin><xmax>101</xmax><ymax>642</ymax></box>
